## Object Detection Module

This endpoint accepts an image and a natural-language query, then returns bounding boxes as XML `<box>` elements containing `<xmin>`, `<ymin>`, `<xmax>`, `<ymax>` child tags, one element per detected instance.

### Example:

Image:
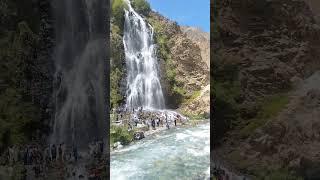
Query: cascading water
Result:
<box><xmin>123</xmin><ymin>0</ymin><xmax>165</xmax><ymax>110</ymax></box>
<box><xmin>51</xmin><ymin>0</ymin><xmax>107</xmax><ymax>149</ymax></box>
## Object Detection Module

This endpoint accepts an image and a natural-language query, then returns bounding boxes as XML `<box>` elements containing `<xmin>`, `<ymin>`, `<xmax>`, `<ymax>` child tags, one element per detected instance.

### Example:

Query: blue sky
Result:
<box><xmin>147</xmin><ymin>0</ymin><xmax>210</xmax><ymax>32</ymax></box>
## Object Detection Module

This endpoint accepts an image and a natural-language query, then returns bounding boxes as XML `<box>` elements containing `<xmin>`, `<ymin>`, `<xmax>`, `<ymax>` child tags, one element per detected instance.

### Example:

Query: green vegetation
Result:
<box><xmin>0</xmin><ymin>88</ymin><xmax>40</xmax><ymax>150</ymax></box>
<box><xmin>0</xmin><ymin>0</ymin><xmax>42</xmax><ymax>152</ymax></box>
<box><xmin>212</xmin><ymin>51</ymin><xmax>242</xmax><ymax>142</ymax></box>
<box><xmin>239</xmin><ymin>94</ymin><xmax>289</xmax><ymax>138</ymax></box>
<box><xmin>111</xmin><ymin>0</ymin><xmax>128</xmax><ymax>30</ymax></box>
<box><xmin>110</xmin><ymin>68</ymin><xmax>123</xmax><ymax>109</ymax></box>
<box><xmin>183</xmin><ymin>90</ymin><xmax>201</xmax><ymax>104</ymax></box>
<box><xmin>110</xmin><ymin>24</ymin><xmax>125</xmax><ymax>109</ymax></box>
<box><xmin>131</xmin><ymin>0</ymin><xmax>151</xmax><ymax>16</ymax></box>
<box><xmin>148</xmin><ymin>16</ymin><xmax>187</xmax><ymax>105</ymax></box>
<box><xmin>110</xmin><ymin>125</ymin><xmax>134</xmax><ymax>146</ymax></box>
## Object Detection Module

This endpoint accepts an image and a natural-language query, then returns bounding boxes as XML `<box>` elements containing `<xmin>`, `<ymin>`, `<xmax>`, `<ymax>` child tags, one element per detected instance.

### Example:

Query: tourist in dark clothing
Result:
<box><xmin>174</xmin><ymin>119</ymin><xmax>177</xmax><ymax>126</ymax></box>
<box><xmin>58</xmin><ymin>144</ymin><xmax>62</xmax><ymax>161</ymax></box>
<box><xmin>165</xmin><ymin>119</ymin><xmax>170</xmax><ymax>129</ymax></box>
<box><xmin>99</xmin><ymin>141</ymin><xmax>104</xmax><ymax>154</ymax></box>
<box><xmin>73</xmin><ymin>145</ymin><xmax>78</xmax><ymax>162</ymax></box>
<box><xmin>33</xmin><ymin>165</ymin><xmax>40</xmax><ymax>178</ymax></box>
<box><xmin>151</xmin><ymin>119</ymin><xmax>156</xmax><ymax>129</ymax></box>
<box><xmin>24</xmin><ymin>148</ymin><xmax>28</xmax><ymax>165</ymax></box>
<box><xmin>51</xmin><ymin>144</ymin><xmax>57</xmax><ymax>161</ymax></box>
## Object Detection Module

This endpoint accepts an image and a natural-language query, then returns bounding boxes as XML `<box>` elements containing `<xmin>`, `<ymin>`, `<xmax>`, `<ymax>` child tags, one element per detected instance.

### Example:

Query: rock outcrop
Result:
<box><xmin>214</xmin><ymin>0</ymin><xmax>320</xmax><ymax>178</ymax></box>
<box><xmin>148</xmin><ymin>12</ymin><xmax>210</xmax><ymax>116</ymax></box>
<box><xmin>182</xmin><ymin>26</ymin><xmax>210</xmax><ymax>68</ymax></box>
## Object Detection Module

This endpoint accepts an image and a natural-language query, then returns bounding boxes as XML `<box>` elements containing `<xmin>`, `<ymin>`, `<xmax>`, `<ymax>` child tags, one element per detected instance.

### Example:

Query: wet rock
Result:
<box><xmin>113</xmin><ymin>142</ymin><xmax>122</xmax><ymax>149</ymax></box>
<box><xmin>134</xmin><ymin>132</ymin><xmax>145</xmax><ymax>140</ymax></box>
<box><xmin>300</xmin><ymin>157</ymin><xmax>320</xmax><ymax>179</ymax></box>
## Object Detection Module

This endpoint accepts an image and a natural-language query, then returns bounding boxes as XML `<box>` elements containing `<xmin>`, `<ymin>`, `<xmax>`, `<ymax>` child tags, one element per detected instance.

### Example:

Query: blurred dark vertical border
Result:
<box><xmin>210</xmin><ymin>0</ymin><xmax>214</xmax><ymax>178</ymax></box>
<box><xmin>105</xmin><ymin>0</ymin><xmax>111</xmax><ymax>178</ymax></box>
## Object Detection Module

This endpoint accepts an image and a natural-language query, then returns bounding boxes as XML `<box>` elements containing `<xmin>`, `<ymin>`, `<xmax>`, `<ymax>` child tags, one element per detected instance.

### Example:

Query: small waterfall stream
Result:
<box><xmin>123</xmin><ymin>0</ymin><xmax>165</xmax><ymax>110</ymax></box>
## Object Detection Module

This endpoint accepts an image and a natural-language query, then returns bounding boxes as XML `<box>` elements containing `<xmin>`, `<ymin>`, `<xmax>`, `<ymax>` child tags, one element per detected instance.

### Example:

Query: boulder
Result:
<box><xmin>134</xmin><ymin>132</ymin><xmax>145</xmax><ymax>140</ymax></box>
<box><xmin>113</xmin><ymin>142</ymin><xmax>122</xmax><ymax>149</ymax></box>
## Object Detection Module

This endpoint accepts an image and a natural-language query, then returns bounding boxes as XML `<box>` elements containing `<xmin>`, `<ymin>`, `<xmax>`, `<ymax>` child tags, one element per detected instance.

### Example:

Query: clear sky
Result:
<box><xmin>147</xmin><ymin>0</ymin><xmax>210</xmax><ymax>32</ymax></box>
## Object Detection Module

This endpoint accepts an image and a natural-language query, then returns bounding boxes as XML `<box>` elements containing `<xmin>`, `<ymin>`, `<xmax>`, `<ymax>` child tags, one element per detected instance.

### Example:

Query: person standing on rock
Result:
<box><xmin>99</xmin><ymin>140</ymin><xmax>104</xmax><ymax>155</ymax></box>
<box><xmin>174</xmin><ymin>118</ymin><xmax>177</xmax><ymax>127</ymax></box>
<box><xmin>51</xmin><ymin>144</ymin><xmax>57</xmax><ymax>161</ymax></box>
<box><xmin>23</xmin><ymin>147</ymin><xmax>28</xmax><ymax>165</ymax></box>
<box><xmin>58</xmin><ymin>144</ymin><xmax>63</xmax><ymax>162</ymax></box>
<box><xmin>151</xmin><ymin>118</ymin><xmax>156</xmax><ymax>130</ymax></box>
<box><xmin>8</xmin><ymin>145</ymin><xmax>14</xmax><ymax>165</ymax></box>
<box><xmin>165</xmin><ymin>118</ymin><xmax>170</xmax><ymax>129</ymax></box>
<box><xmin>44</xmin><ymin>146</ymin><xmax>50</xmax><ymax>164</ymax></box>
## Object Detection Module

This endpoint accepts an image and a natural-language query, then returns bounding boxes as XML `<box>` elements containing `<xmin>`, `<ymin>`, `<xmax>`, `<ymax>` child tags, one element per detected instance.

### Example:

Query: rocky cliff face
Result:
<box><xmin>182</xmin><ymin>26</ymin><xmax>210</xmax><ymax>68</ymax></box>
<box><xmin>148</xmin><ymin>12</ymin><xmax>210</xmax><ymax>116</ymax></box>
<box><xmin>214</xmin><ymin>0</ymin><xmax>320</xmax><ymax>178</ymax></box>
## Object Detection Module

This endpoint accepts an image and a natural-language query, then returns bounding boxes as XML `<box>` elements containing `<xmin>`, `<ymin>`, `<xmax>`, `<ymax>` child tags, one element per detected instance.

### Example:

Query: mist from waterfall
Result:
<box><xmin>50</xmin><ymin>0</ymin><xmax>107</xmax><ymax>149</ymax></box>
<box><xmin>123</xmin><ymin>0</ymin><xmax>165</xmax><ymax>110</ymax></box>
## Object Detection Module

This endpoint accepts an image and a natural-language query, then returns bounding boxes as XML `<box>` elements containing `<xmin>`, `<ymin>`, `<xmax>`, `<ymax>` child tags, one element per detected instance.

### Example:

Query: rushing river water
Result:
<box><xmin>110</xmin><ymin>122</ymin><xmax>210</xmax><ymax>180</ymax></box>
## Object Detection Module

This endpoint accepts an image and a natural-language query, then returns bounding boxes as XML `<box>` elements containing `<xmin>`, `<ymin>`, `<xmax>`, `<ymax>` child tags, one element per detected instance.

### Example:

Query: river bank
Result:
<box><xmin>110</xmin><ymin>117</ymin><xmax>209</xmax><ymax>152</ymax></box>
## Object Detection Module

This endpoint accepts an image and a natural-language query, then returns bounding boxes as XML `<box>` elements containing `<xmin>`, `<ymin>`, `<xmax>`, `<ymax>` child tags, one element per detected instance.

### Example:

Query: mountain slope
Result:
<box><xmin>213</xmin><ymin>0</ymin><xmax>320</xmax><ymax>178</ymax></box>
<box><xmin>182</xmin><ymin>26</ymin><xmax>210</xmax><ymax>68</ymax></box>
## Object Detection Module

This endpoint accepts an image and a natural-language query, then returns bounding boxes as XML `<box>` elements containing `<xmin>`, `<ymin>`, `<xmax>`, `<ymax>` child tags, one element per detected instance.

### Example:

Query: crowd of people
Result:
<box><xmin>1</xmin><ymin>140</ymin><xmax>106</xmax><ymax>179</ymax></box>
<box><xmin>112</xmin><ymin>106</ymin><xmax>186</xmax><ymax>131</ymax></box>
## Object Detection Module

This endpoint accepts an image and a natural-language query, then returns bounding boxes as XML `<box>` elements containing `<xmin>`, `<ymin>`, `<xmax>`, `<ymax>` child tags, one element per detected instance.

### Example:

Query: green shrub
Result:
<box><xmin>131</xmin><ymin>0</ymin><xmax>151</xmax><ymax>16</ymax></box>
<box><xmin>110</xmin><ymin>125</ymin><xmax>134</xmax><ymax>146</ymax></box>
<box><xmin>0</xmin><ymin>21</ymin><xmax>40</xmax><ymax>152</ymax></box>
<box><xmin>240</xmin><ymin>94</ymin><xmax>289</xmax><ymax>138</ymax></box>
<box><xmin>110</xmin><ymin>22</ymin><xmax>125</xmax><ymax>109</ymax></box>
<box><xmin>0</xmin><ymin>88</ymin><xmax>40</xmax><ymax>151</ymax></box>
<box><xmin>111</xmin><ymin>0</ymin><xmax>128</xmax><ymax>29</ymax></box>
<box><xmin>213</xmin><ymin>82</ymin><xmax>241</xmax><ymax>141</ymax></box>
<box><xmin>147</xmin><ymin>15</ymin><xmax>188</xmax><ymax>105</ymax></box>
<box><xmin>110</xmin><ymin>68</ymin><xmax>123</xmax><ymax>109</ymax></box>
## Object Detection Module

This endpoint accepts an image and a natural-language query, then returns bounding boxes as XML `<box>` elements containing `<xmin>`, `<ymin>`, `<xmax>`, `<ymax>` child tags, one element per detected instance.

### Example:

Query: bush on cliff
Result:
<box><xmin>111</xmin><ymin>0</ymin><xmax>128</xmax><ymax>30</ymax></box>
<box><xmin>110</xmin><ymin>24</ymin><xmax>125</xmax><ymax>109</ymax></box>
<box><xmin>110</xmin><ymin>125</ymin><xmax>134</xmax><ymax>146</ymax></box>
<box><xmin>131</xmin><ymin>0</ymin><xmax>151</xmax><ymax>16</ymax></box>
<box><xmin>147</xmin><ymin>16</ymin><xmax>187</xmax><ymax>106</ymax></box>
<box><xmin>0</xmin><ymin>21</ymin><xmax>41</xmax><ymax>152</ymax></box>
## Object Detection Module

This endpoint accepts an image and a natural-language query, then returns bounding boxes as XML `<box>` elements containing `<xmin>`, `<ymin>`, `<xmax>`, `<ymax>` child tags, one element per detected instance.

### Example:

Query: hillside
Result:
<box><xmin>111</xmin><ymin>0</ymin><xmax>210</xmax><ymax>118</ymax></box>
<box><xmin>213</xmin><ymin>0</ymin><xmax>320</xmax><ymax>179</ymax></box>
<box><xmin>181</xmin><ymin>26</ymin><xmax>210</xmax><ymax>68</ymax></box>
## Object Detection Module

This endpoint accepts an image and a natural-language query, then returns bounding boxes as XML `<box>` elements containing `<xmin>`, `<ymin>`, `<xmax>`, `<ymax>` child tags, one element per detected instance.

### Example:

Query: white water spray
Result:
<box><xmin>123</xmin><ymin>0</ymin><xmax>165</xmax><ymax>110</ymax></box>
<box><xmin>51</xmin><ymin>0</ymin><xmax>107</xmax><ymax>149</ymax></box>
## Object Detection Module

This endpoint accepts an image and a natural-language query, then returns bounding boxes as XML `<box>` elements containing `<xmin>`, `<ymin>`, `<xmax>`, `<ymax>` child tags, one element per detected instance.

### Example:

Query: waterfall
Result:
<box><xmin>50</xmin><ymin>0</ymin><xmax>107</xmax><ymax>149</ymax></box>
<box><xmin>123</xmin><ymin>0</ymin><xmax>165</xmax><ymax>110</ymax></box>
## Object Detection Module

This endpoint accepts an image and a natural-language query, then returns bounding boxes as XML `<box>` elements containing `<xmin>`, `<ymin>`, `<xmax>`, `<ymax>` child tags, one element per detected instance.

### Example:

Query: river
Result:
<box><xmin>110</xmin><ymin>122</ymin><xmax>210</xmax><ymax>180</ymax></box>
